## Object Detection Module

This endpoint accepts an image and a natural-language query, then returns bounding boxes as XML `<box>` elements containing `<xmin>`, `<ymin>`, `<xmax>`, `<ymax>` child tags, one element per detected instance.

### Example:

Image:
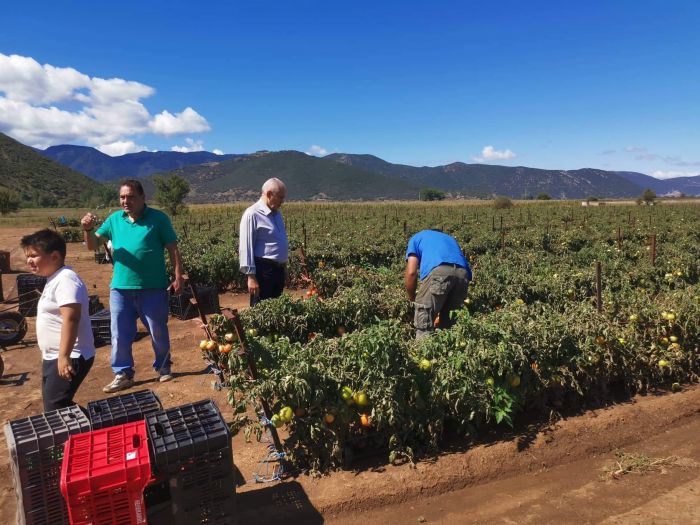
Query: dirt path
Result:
<box><xmin>326</xmin><ymin>416</ymin><xmax>700</xmax><ymax>525</ymax></box>
<box><xmin>1</xmin><ymin>226</ymin><xmax>699</xmax><ymax>524</ymax></box>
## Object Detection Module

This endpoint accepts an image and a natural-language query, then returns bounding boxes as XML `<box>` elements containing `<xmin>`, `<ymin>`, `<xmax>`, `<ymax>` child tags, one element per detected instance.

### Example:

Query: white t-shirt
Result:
<box><xmin>36</xmin><ymin>266</ymin><xmax>96</xmax><ymax>361</ymax></box>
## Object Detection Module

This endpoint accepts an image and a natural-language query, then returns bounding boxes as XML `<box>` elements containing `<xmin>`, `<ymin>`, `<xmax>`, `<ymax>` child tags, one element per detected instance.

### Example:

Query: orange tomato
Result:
<box><xmin>360</xmin><ymin>414</ymin><xmax>371</xmax><ymax>427</ymax></box>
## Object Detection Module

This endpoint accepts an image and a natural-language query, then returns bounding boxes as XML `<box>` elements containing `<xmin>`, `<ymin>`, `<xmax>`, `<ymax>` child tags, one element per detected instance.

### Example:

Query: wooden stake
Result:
<box><xmin>596</xmin><ymin>261</ymin><xmax>602</xmax><ymax>313</ymax></box>
<box><xmin>222</xmin><ymin>308</ymin><xmax>284</xmax><ymax>452</ymax></box>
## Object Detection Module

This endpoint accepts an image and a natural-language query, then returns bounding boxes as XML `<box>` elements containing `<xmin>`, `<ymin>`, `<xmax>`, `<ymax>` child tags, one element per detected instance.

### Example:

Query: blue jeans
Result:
<box><xmin>110</xmin><ymin>288</ymin><xmax>171</xmax><ymax>378</ymax></box>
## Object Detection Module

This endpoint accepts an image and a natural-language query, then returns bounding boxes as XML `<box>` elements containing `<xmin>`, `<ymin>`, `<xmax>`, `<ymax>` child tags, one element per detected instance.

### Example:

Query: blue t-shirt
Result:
<box><xmin>405</xmin><ymin>230</ymin><xmax>471</xmax><ymax>281</ymax></box>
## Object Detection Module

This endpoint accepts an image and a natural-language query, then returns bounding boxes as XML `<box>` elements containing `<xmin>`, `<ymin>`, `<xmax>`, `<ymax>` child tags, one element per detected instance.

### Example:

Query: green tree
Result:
<box><xmin>536</xmin><ymin>193</ymin><xmax>551</xmax><ymax>200</ymax></box>
<box><xmin>154</xmin><ymin>175</ymin><xmax>190</xmax><ymax>216</ymax></box>
<box><xmin>0</xmin><ymin>187</ymin><xmax>21</xmax><ymax>215</ymax></box>
<box><xmin>419</xmin><ymin>188</ymin><xmax>446</xmax><ymax>201</ymax></box>
<box><xmin>642</xmin><ymin>188</ymin><xmax>656</xmax><ymax>204</ymax></box>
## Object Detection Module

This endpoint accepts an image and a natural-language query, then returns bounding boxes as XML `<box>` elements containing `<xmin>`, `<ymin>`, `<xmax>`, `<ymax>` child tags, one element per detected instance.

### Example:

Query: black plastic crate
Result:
<box><xmin>17</xmin><ymin>274</ymin><xmax>47</xmax><ymax>318</ymax></box>
<box><xmin>169</xmin><ymin>286</ymin><xmax>220</xmax><ymax>320</ymax></box>
<box><xmin>88</xmin><ymin>295</ymin><xmax>104</xmax><ymax>316</ymax></box>
<box><xmin>146</xmin><ymin>400</ymin><xmax>230</xmax><ymax>470</ymax></box>
<box><xmin>3</xmin><ymin>405</ymin><xmax>91</xmax><ymax>525</ymax></box>
<box><xmin>87</xmin><ymin>389</ymin><xmax>163</xmax><ymax>430</ymax></box>
<box><xmin>89</xmin><ymin>309</ymin><xmax>111</xmax><ymax>344</ymax></box>
<box><xmin>145</xmin><ymin>400</ymin><xmax>235</xmax><ymax>525</ymax></box>
<box><xmin>94</xmin><ymin>251</ymin><xmax>109</xmax><ymax>264</ymax></box>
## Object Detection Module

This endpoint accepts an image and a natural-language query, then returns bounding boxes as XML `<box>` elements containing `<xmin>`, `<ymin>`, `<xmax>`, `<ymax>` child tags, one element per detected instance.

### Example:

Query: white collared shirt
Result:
<box><xmin>239</xmin><ymin>199</ymin><xmax>289</xmax><ymax>274</ymax></box>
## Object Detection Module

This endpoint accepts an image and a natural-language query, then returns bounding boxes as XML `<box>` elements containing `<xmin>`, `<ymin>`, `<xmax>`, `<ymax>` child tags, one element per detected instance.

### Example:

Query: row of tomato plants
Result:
<box><xmin>198</xmin><ymin>266</ymin><xmax>699</xmax><ymax>473</ymax></box>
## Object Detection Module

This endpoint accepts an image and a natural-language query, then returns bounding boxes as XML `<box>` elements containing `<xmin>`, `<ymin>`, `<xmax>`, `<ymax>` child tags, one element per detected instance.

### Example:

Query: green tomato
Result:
<box><xmin>355</xmin><ymin>391</ymin><xmax>370</xmax><ymax>407</ymax></box>
<box><xmin>486</xmin><ymin>377</ymin><xmax>495</xmax><ymax>387</ymax></box>
<box><xmin>270</xmin><ymin>414</ymin><xmax>283</xmax><ymax>428</ymax></box>
<box><xmin>341</xmin><ymin>386</ymin><xmax>354</xmax><ymax>405</ymax></box>
<box><xmin>279</xmin><ymin>406</ymin><xmax>294</xmax><ymax>423</ymax></box>
<box><xmin>419</xmin><ymin>358</ymin><xmax>432</xmax><ymax>372</ymax></box>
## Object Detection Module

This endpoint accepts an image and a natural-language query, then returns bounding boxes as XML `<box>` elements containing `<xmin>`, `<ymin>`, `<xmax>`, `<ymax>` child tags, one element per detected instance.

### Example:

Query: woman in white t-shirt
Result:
<box><xmin>21</xmin><ymin>229</ymin><xmax>95</xmax><ymax>411</ymax></box>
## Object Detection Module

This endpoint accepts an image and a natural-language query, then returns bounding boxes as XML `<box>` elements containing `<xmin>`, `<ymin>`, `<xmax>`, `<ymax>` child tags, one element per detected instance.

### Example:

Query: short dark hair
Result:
<box><xmin>20</xmin><ymin>229</ymin><xmax>66</xmax><ymax>259</ymax></box>
<box><xmin>119</xmin><ymin>178</ymin><xmax>145</xmax><ymax>196</ymax></box>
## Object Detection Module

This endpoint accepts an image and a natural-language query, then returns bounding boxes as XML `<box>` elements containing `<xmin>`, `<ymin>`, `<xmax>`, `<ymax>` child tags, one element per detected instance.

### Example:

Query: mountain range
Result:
<box><xmin>39</xmin><ymin>142</ymin><xmax>700</xmax><ymax>200</ymax></box>
<box><xmin>41</xmin><ymin>144</ymin><xmax>242</xmax><ymax>181</ymax></box>
<box><xmin>2</xmin><ymin>132</ymin><xmax>700</xmax><ymax>204</ymax></box>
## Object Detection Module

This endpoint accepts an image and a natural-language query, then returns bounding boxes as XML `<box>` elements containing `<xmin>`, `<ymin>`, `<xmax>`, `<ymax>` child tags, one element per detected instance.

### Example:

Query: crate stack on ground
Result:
<box><xmin>89</xmin><ymin>309</ymin><xmax>111</xmax><ymax>345</ymax></box>
<box><xmin>169</xmin><ymin>285</ymin><xmax>220</xmax><ymax>320</ymax></box>
<box><xmin>60</xmin><ymin>421</ymin><xmax>153</xmax><ymax>525</ymax></box>
<box><xmin>145</xmin><ymin>399</ymin><xmax>236</xmax><ymax>524</ymax></box>
<box><xmin>17</xmin><ymin>274</ymin><xmax>47</xmax><ymax>317</ymax></box>
<box><xmin>87</xmin><ymin>390</ymin><xmax>163</xmax><ymax>430</ymax></box>
<box><xmin>3</xmin><ymin>405</ymin><xmax>91</xmax><ymax>525</ymax></box>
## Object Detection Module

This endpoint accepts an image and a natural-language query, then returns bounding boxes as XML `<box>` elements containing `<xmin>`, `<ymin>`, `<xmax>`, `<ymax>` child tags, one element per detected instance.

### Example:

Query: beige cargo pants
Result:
<box><xmin>414</xmin><ymin>264</ymin><xmax>469</xmax><ymax>339</ymax></box>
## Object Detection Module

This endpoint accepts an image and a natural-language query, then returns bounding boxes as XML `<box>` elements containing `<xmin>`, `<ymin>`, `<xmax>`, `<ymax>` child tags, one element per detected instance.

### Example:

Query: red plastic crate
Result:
<box><xmin>59</xmin><ymin>421</ymin><xmax>153</xmax><ymax>525</ymax></box>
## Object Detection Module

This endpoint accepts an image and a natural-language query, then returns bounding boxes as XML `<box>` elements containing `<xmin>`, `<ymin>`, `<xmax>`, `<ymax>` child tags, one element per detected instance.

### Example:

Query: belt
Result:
<box><xmin>255</xmin><ymin>257</ymin><xmax>286</xmax><ymax>269</ymax></box>
<box><xmin>440</xmin><ymin>263</ymin><xmax>464</xmax><ymax>269</ymax></box>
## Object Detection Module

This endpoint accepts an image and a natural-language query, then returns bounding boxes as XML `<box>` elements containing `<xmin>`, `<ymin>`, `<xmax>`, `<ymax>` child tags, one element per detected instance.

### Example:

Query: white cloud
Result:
<box><xmin>171</xmin><ymin>137</ymin><xmax>205</xmax><ymax>153</ymax></box>
<box><xmin>98</xmin><ymin>140</ymin><xmax>148</xmax><ymax>156</ymax></box>
<box><xmin>306</xmin><ymin>145</ymin><xmax>328</xmax><ymax>157</ymax></box>
<box><xmin>0</xmin><ymin>52</ymin><xmax>210</xmax><ymax>149</ymax></box>
<box><xmin>0</xmin><ymin>53</ymin><xmax>90</xmax><ymax>104</ymax></box>
<box><xmin>471</xmin><ymin>145</ymin><xmax>516</xmax><ymax>163</ymax></box>
<box><xmin>652</xmin><ymin>170</ymin><xmax>700</xmax><ymax>180</ymax></box>
<box><xmin>212</xmin><ymin>148</ymin><xmax>224</xmax><ymax>155</ymax></box>
<box><xmin>150</xmin><ymin>107</ymin><xmax>210</xmax><ymax>135</ymax></box>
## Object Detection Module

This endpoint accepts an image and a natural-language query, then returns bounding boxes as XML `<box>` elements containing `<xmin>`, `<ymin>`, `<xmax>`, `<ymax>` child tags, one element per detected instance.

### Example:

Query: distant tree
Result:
<box><xmin>0</xmin><ymin>188</ymin><xmax>21</xmax><ymax>215</ymax></box>
<box><xmin>642</xmin><ymin>188</ymin><xmax>656</xmax><ymax>204</ymax></box>
<box><xmin>537</xmin><ymin>193</ymin><xmax>551</xmax><ymax>200</ymax></box>
<box><xmin>493</xmin><ymin>196</ymin><xmax>513</xmax><ymax>209</ymax></box>
<box><xmin>420</xmin><ymin>188</ymin><xmax>446</xmax><ymax>201</ymax></box>
<box><xmin>587</xmin><ymin>196</ymin><xmax>600</xmax><ymax>202</ymax></box>
<box><xmin>81</xmin><ymin>185</ymin><xmax>119</xmax><ymax>208</ymax></box>
<box><xmin>37</xmin><ymin>194</ymin><xmax>58</xmax><ymax>207</ymax></box>
<box><xmin>154</xmin><ymin>175</ymin><xmax>190</xmax><ymax>216</ymax></box>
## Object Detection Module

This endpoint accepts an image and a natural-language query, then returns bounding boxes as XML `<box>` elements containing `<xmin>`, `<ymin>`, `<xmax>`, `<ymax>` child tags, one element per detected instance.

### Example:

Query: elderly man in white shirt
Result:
<box><xmin>239</xmin><ymin>178</ymin><xmax>289</xmax><ymax>306</ymax></box>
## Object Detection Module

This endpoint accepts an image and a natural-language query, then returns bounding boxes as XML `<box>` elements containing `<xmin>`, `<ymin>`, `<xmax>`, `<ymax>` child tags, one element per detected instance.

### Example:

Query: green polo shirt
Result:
<box><xmin>96</xmin><ymin>206</ymin><xmax>178</xmax><ymax>289</ymax></box>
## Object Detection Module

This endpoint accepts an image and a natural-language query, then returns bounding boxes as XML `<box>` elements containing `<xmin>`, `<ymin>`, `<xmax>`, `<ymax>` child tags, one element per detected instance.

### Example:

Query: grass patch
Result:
<box><xmin>601</xmin><ymin>451</ymin><xmax>695</xmax><ymax>481</ymax></box>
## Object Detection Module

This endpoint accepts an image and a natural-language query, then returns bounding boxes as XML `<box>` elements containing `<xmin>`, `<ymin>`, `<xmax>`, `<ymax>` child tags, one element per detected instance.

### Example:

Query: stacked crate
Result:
<box><xmin>169</xmin><ymin>285</ymin><xmax>220</xmax><ymax>320</ymax></box>
<box><xmin>3</xmin><ymin>405</ymin><xmax>91</xmax><ymax>525</ymax></box>
<box><xmin>60</xmin><ymin>421</ymin><xmax>153</xmax><ymax>525</ymax></box>
<box><xmin>17</xmin><ymin>274</ymin><xmax>47</xmax><ymax>317</ymax></box>
<box><xmin>88</xmin><ymin>295</ymin><xmax>104</xmax><ymax>316</ymax></box>
<box><xmin>87</xmin><ymin>390</ymin><xmax>163</xmax><ymax>430</ymax></box>
<box><xmin>89</xmin><ymin>309</ymin><xmax>111</xmax><ymax>345</ymax></box>
<box><xmin>86</xmin><ymin>389</ymin><xmax>166</xmax><ymax>524</ymax></box>
<box><xmin>145</xmin><ymin>400</ymin><xmax>236</xmax><ymax>524</ymax></box>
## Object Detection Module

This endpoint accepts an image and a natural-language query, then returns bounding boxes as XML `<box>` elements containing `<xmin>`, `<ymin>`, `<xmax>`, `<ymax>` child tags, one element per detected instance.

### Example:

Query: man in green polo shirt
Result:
<box><xmin>81</xmin><ymin>179</ymin><xmax>184</xmax><ymax>393</ymax></box>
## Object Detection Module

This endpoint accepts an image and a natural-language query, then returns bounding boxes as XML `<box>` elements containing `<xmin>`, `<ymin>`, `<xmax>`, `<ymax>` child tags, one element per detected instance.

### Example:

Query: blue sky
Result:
<box><xmin>1</xmin><ymin>1</ymin><xmax>698</xmax><ymax>178</ymax></box>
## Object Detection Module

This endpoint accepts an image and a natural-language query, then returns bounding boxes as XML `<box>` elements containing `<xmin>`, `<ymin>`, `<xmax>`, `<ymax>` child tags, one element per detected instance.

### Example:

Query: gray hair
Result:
<box><xmin>262</xmin><ymin>178</ymin><xmax>286</xmax><ymax>195</ymax></box>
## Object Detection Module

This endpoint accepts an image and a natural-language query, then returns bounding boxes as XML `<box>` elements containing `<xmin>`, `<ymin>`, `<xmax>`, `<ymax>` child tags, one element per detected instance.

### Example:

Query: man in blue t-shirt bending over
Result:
<box><xmin>405</xmin><ymin>229</ymin><xmax>472</xmax><ymax>338</ymax></box>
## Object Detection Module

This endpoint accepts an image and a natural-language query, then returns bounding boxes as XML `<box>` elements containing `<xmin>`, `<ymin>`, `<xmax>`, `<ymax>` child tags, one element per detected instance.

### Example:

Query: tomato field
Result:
<box><xmin>174</xmin><ymin>200</ymin><xmax>700</xmax><ymax>473</ymax></box>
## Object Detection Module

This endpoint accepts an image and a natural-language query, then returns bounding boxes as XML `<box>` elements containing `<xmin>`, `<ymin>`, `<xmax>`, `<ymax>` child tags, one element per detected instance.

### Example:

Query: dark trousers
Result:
<box><xmin>251</xmin><ymin>258</ymin><xmax>286</xmax><ymax>306</ymax></box>
<box><xmin>42</xmin><ymin>356</ymin><xmax>94</xmax><ymax>412</ymax></box>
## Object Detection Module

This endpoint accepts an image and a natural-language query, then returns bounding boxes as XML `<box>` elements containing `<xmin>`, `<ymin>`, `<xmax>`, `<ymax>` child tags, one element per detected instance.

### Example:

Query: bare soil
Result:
<box><xmin>1</xmin><ymin>226</ymin><xmax>699</xmax><ymax>524</ymax></box>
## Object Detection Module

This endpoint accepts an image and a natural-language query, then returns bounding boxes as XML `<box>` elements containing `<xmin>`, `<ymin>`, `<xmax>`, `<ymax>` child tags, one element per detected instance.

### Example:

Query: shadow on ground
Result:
<box><xmin>236</xmin><ymin>480</ymin><xmax>324</xmax><ymax>525</ymax></box>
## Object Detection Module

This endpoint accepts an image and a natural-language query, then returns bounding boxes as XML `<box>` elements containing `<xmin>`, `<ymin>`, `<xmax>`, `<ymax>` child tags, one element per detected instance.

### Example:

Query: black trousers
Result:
<box><xmin>251</xmin><ymin>258</ymin><xmax>286</xmax><ymax>306</ymax></box>
<box><xmin>42</xmin><ymin>356</ymin><xmax>94</xmax><ymax>412</ymax></box>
